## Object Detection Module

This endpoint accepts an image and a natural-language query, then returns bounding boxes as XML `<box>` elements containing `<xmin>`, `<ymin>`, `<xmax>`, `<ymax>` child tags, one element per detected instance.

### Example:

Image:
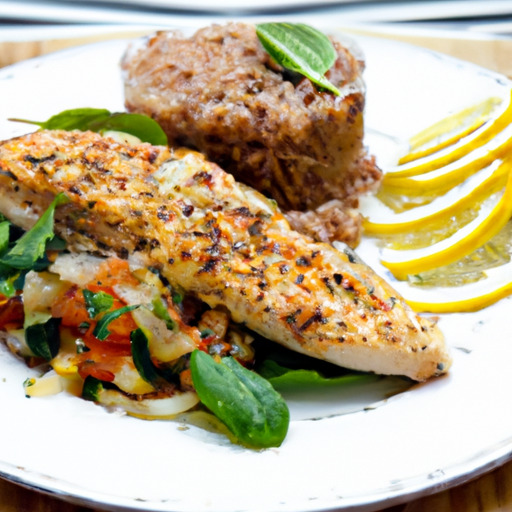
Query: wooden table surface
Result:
<box><xmin>1</xmin><ymin>24</ymin><xmax>512</xmax><ymax>512</ymax></box>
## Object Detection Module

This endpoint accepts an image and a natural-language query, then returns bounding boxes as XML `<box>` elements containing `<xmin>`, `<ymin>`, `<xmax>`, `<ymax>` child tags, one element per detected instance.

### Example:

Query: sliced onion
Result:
<box><xmin>98</xmin><ymin>389</ymin><xmax>199</xmax><ymax>419</ymax></box>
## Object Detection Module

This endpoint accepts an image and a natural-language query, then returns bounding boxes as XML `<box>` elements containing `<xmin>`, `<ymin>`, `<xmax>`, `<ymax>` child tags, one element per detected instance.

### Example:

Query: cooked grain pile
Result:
<box><xmin>122</xmin><ymin>23</ymin><xmax>381</xmax><ymax>246</ymax></box>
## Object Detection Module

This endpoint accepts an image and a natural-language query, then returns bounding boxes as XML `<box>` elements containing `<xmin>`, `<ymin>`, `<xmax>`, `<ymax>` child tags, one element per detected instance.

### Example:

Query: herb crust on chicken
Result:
<box><xmin>0</xmin><ymin>129</ymin><xmax>450</xmax><ymax>381</ymax></box>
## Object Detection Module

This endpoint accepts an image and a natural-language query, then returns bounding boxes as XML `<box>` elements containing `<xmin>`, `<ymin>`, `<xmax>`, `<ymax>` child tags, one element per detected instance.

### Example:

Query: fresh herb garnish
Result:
<box><xmin>258</xmin><ymin>359</ymin><xmax>376</xmax><ymax>390</ymax></box>
<box><xmin>89</xmin><ymin>112</ymin><xmax>168</xmax><ymax>146</ymax></box>
<box><xmin>0</xmin><ymin>192</ymin><xmax>69</xmax><ymax>270</ymax></box>
<box><xmin>82</xmin><ymin>289</ymin><xmax>114</xmax><ymax>319</ymax></box>
<box><xmin>130</xmin><ymin>327</ymin><xmax>161</xmax><ymax>385</ymax></box>
<box><xmin>10</xmin><ymin>108</ymin><xmax>168</xmax><ymax>146</ymax></box>
<box><xmin>256</xmin><ymin>22</ymin><xmax>340</xmax><ymax>96</ymax></box>
<box><xmin>190</xmin><ymin>350</ymin><xmax>289</xmax><ymax>449</ymax></box>
<box><xmin>25</xmin><ymin>317</ymin><xmax>61</xmax><ymax>361</ymax></box>
<box><xmin>93</xmin><ymin>304</ymin><xmax>140</xmax><ymax>341</ymax></box>
<box><xmin>17</xmin><ymin>108</ymin><xmax>111</xmax><ymax>131</ymax></box>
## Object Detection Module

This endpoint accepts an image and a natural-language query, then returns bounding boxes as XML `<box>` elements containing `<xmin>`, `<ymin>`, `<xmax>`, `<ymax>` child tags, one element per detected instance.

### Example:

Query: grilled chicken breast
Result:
<box><xmin>0</xmin><ymin>130</ymin><xmax>450</xmax><ymax>381</ymax></box>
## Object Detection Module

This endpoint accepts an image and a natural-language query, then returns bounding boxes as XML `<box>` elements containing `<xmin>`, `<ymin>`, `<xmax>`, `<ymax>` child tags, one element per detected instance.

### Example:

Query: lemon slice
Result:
<box><xmin>384</xmin><ymin>90</ymin><xmax>512</xmax><ymax>180</ymax></box>
<box><xmin>379</xmin><ymin>165</ymin><xmax>512</xmax><ymax>280</ymax></box>
<box><xmin>400</xmin><ymin>96</ymin><xmax>502</xmax><ymax>164</ymax></box>
<box><xmin>394</xmin><ymin>260</ymin><xmax>512</xmax><ymax>313</ymax></box>
<box><xmin>382</xmin><ymin>122</ymin><xmax>512</xmax><ymax>195</ymax></box>
<box><xmin>362</xmin><ymin>157</ymin><xmax>510</xmax><ymax>235</ymax></box>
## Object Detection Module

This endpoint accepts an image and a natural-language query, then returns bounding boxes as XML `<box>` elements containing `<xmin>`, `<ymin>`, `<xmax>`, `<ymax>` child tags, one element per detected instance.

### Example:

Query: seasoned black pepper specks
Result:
<box><xmin>296</xmin><ymin>256</ymin><xmax>310</xmax><ymax>267</ymax></box>
<box><xmin>182</xmin><ymin>204</ymin><xmax>194</xmax><ymax>217</ymax></box>
<box><xmin>299</xmin><ymin>308</ymin><xmax>325</xmax><ymax>332</ymax></box>
<box><xmin>0</xmin><ymin>129</ymin><xmax>450</xmax><ymax>382</ymax></box>
<box><xmin>198</xmin><ymin>259</ymin><xmax>217</xmax><ymax>274</ymax></box>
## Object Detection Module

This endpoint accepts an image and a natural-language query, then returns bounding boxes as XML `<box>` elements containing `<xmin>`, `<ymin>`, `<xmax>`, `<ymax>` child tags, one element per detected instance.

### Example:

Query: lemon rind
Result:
<box><xmin>382</xmin><ymin>125</ymin><xmax>512</xmax><ymax>195</ymax></box>
<box><xmin>363</xmin><ymin>159</ymin><xmax>510</xmax><ymax>235</ymax></box>
<box><xmin>379</xmin><ymin>167</ymin><xmax>512</xmax><ymax>280</ymax></box>
<box><xmin>384</xmin><ymin>90</ymin><xmax>512</xmax><ymax>179</ymax></box>
<box><xmin>399</xmin><ymin>96</ymin><xmax>502</xmax><ymax>164</ymax></box>
<box><xmin>397</xmin><ymin>260</ymin><xmax>512</xmax><ymax>313</ymax></box>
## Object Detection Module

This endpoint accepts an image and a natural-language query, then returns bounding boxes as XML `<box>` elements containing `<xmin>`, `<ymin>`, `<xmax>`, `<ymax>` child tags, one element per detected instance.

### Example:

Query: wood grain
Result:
<box><xmin>2</xmin><ymin>28</ymin><xmax>512</xmax><ymax>77</ymax></box>
<box><xmin>3</xmin><ymin>459</ymin><xmax>512</xmax><ymax>511</ymax></box>
<box><xmin>0</xmin><ymin>26</ymin><xmax>511</xmax><ymax>512</ymax></box>
<box><xmin>0</xmin><ymin>30</ymin><xmax>152</xmax><ymax>68</ymax></box>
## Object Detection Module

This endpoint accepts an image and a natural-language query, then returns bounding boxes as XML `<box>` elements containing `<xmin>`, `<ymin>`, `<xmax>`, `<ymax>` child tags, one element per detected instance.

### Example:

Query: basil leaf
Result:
<box><xmin>82</xmin><ymin>289</ymin><xmax>114</xmax><ymax>319</ymax></box>
<box><xmin>256</xmin><ymin>22</ymin><xmax>340</xmax><ymax>96</ymax></box>
<box><xmin>93</xmin><ymin>304</ymin><xmax>140</xmax><ymax>341</ymax></box>
<box><xmin>258</xmin><ymin>359</ymin><xmax>376</xmax><ymax>390</ymax></box>
<box><xmin>130</xmin><ymin>328</ymin><xmax>161</xmax><ymax>385</ymax></box>
<box><xmin>10</xmin><ymin>108</ymin><xmax>168</xmax><ymax>145</ymax></box>
<box><xmin>0</xmin><ymin>192</ymin><xmax>69</xmax><ymax>269</ymax></box>
<box><xmin>26</xmin><ymin>108</ymin><xmax>111</xmax><ymax>131</ymax></box>
<box><xmin>25</xmin><ymin>317</ymin><xmax>61</xmax><ymax>361</ymax></box>
<box><xmin>190</xmin><ymin>350</ymin><xmax>289</xmax><ymax>448</ymax></box>
<box><xmin>90</xmin><ymin>113</ymin><xmax>168</xmax><ymax>146</ymax></box>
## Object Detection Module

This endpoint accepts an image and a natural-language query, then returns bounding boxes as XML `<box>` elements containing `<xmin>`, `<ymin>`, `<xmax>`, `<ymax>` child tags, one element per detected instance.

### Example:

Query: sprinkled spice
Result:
<box><xmin>296</xmin><ymin>256</ymin><xmax>310</xmax><ymax>267</ymax></box>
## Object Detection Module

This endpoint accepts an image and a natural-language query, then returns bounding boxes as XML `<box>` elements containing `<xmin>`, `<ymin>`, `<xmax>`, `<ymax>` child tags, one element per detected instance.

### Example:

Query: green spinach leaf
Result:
<box><xmin>10</xmin><ymin>108</ymin><xmax>167</xmax><ymax>145</ymax></box>
<box><xmin>13</xmin><ymin>108</ymin><xmax>111</xmax><ymax>131</ymax></box>
<box><xmin>0</xmin><ymin>192</ymin><xmax>69</xmax><ymax>269</ymax></box>
<box><xmin>89</xmin><ymin>113</ymin><xmax>168</xmax><ymax>146</ymax></box>
<box><xmin>258</xmin><ymin>359</ymin><xmax>376</xmax><ymax>390</ymax></box>
<box><xmin>190</xmin><ymin>350</ymin><xmax>289</xmax><ymax>449</ymax></box>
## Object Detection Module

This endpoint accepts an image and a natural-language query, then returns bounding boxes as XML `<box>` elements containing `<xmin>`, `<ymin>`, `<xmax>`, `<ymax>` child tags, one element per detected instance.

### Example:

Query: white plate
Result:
<box><xmin>0</xmin><ymin>30</ymin><xmax>512</xmax><ymax>512</ymax></box>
